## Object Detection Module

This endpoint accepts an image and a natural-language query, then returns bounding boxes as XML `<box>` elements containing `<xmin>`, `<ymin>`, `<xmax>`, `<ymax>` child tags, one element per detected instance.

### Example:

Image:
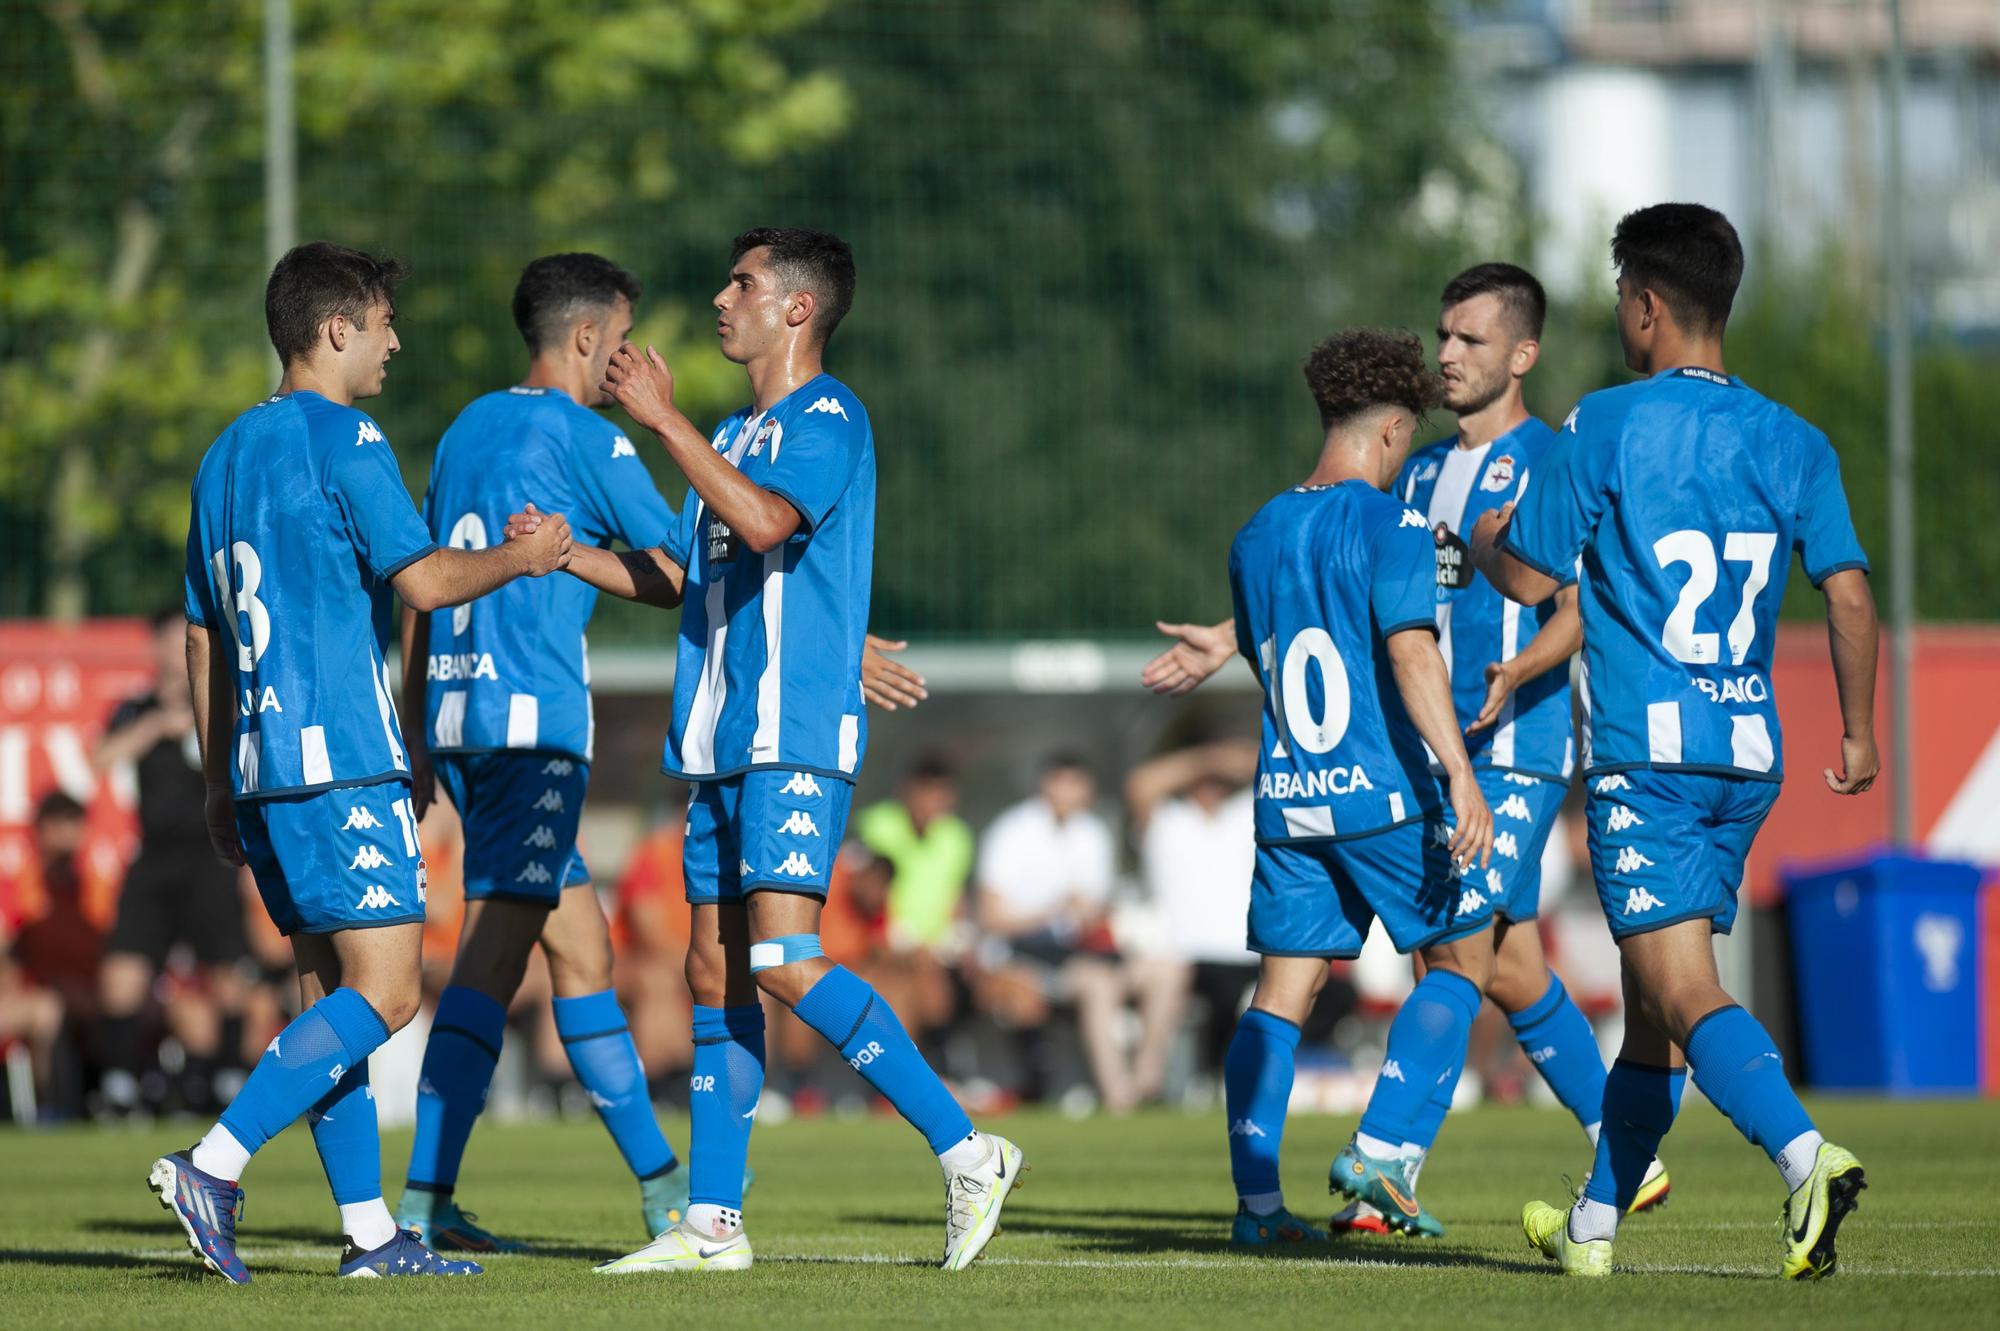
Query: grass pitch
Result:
<box><xmin>2</xmin><ymin>1096</ymin><xmax>1995</xmax><ymax>1329</ymax></box>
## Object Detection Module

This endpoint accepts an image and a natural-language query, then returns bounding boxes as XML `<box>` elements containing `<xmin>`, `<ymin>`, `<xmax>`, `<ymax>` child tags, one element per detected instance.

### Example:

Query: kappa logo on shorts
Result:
<box><xmin>516</xmin><ymin>862</ymin><xmax>554</xmax><ymax>885</ymax></box>
<box><xmin>1456</xmin><ymin>887</ymin><xmax>1487</xmax><ymax>917</ymax></box>
<box><xmin>1594</xmin><ymin>774</ymin><xmax>1632</xmax><ymax>795</ymax></box>
<box><xmin>1605</xmin><ymin>805</ymin><xmax>1644</xmax><ymax>833</ymax></box>
<box><xmin>542</xmin><ymin>759</ymin><xmax>575</xmax><ymax>776</ymax></box>
<box><xmin>1495</xmin><ymin>794</ymin><xmax>1533</xmax><ymax>821</ymax></box>
<box><xmin>1623</xmin><ymin>887</ymin><xmax>1666</xmax><ymax>915</ymax></box>
<box><xmin>1380</xmin><ymin>1059</ymin><xmax>1406</xmax><ymax>1082</ymax></box>
<box><xmin>738</xmin><ymin>859</ymin><xmax>754</xmax><ymax>878</ymax></box>
<box><xmin>341</xmin><ymin>807</ymin><xmax>383</xmax><ymax>831</ymax></box>
<box><xmin>777</xmin><ymin>810</ymin><xmax>821</xmax><ymax>837</ymax></box>
<box><xmin>523</xmin><ymin>825</ymin><xmax>557</xmax><ymax>849</ymax></box>
<box><xmin>1485</xmin><ymin>868</ymin><xmax>1505</xmax><ymax>894</ymax></box>
<box><xmin>347</xmin><ymin>846</ymin><xmax>391</xmax><ymax>872</ymax></box>
<box><xmin>780</xmin><ymin>773</ymin><xmax>823</xmax><ymax>798</ymax></box>
<box><xmin>1504</xmin><ymin>773</ymin><xmax>1538</xmax><ymax>786</ymax></box>
<box><xmin>533</xmin><ymin>788</ymin><xmax>566</xmax><ymax>813</ymax></box>
<box><xmin>773</xmin><ymin>851</ymin><xmax>818</xmax><ymax>878</ymax></box>
<box><xmin>356</xmin><ymin>885</ymin><xmax>400</xmax><ymax>910</ymax></box>
<box><xmin>1493</xmin><ymin>831</ymin><xmax>1520</xmax><ymax>861</ymax></box>
<box><xmin>1614</xmin><ymin>846</ymin><xmax>1656</xmax><ymax>875</ymax></box>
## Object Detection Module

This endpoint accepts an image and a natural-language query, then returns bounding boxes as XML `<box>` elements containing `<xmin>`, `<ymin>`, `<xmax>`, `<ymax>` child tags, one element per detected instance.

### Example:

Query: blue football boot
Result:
<box><xmin>148</xmin><ymin>1149</ymin><xmax>249</xmax><ymax>1285</ymax></box>
<box><xmin>338</xmin><ymin>1227</ymin><xmax>484</xmax><ymax>1278</ymax></box>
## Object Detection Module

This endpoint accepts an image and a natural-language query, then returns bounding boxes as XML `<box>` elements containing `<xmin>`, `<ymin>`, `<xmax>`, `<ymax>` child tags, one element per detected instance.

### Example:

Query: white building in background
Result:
<box><xmin>1464</xmin><ymin>0</ymin><xmax>2000</xmax><ymax>335</ymax></box>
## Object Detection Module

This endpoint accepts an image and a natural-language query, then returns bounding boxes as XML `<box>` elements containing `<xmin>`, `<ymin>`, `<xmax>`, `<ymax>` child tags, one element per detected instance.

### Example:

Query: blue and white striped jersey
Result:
<box><xmin>659</xmin><ymin>373</ymin><xmax>874</xmax><ymax>783</ymax></box>
<box><xmin>419</xmin><ymin>386</ymin><xmax>677</xmax><ymax>763</ymax></box>
<box><xmin>1505</xmin><ymin>367</ymin><xmax>1869</xmax><ymax>781</ymax></box>
<box><xmin>1230</xmin><ymin>480</ymin><xmax>1443</xmax><ymax>844</ymax></box>
<box><xmin>183</xmin><ymin>391</ymin><xmax>437</xmax><ymax>800</ymax></box>
<box><xmin>1397</xmin><ymin>417</ymin><xmax>1575</xmax><ymax>782</ymax></box>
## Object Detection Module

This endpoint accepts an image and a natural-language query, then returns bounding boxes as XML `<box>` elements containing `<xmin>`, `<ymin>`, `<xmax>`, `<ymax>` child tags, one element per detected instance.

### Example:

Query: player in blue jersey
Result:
<box><xmin>389</xmin><ymin>253</ymin><xmax>689</xmax><ymax>1251</ymax></box>
<box><xmin>522</xmin><ymin>228</ymin><xmax>1022</xmax><ymax>1274</ymax></box>
<box><xmin>153</xmin><ymin>242</ymin><xmax>572</xmax><ymax>1282</ymax></box>
<box><xmin>1470</xmin><ymin>204</ymin><xmax>1878</xmax><ymax>1280</ymax></box>
<box><xmin>1199</xmin><ymin>329</ymin><xmax>1497</xmax><ymax>1246</ymax></box>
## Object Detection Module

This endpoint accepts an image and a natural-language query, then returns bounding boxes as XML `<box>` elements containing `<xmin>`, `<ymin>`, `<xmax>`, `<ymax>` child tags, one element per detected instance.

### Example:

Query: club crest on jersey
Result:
<box><xmin>1479</xmin><ymin>454</ymin><xmax>1516</xmax><ymax>493</ymax></box>
<box><xmin>611</xmin><ymin>434</ymin><xmax>637</xmax><ymax>459</ymax></box>
<box><xmin>780</xmin><ymin>773</ymin><xmax>823</xmax><ymax>798</ymax></box>
<box><xmin>748</xmin><ymin>417</ymin><xmax>781</xmax><ymax>457</ymax></box>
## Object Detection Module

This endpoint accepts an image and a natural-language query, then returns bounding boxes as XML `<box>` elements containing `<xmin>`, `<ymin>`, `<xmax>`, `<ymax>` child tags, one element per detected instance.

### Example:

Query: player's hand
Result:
<box><xmin>205</xmin><ymin>783</ymin><xmax>245</xmax><ymax>867</ymax></box>
<box><xmin>1824</xmin><ymin>731</ymin><xmax>1879</xmax><ymax>795</ymax></box>
<box><xmin>862</xmin><ymin>635</ymin><xmax>928</xmax><ymax>711</ymax></box>
<box><xmin>1469</xmin><ymin>503</ymin><xmax>1513</xmax><ymax>565</ymax></box>
<box><xmin>602</xmin><ymin>342</ymin><xmax>678</xmax><ymax>433</ymax></box>
<box><xmin>503</xmin><ymin>502</ymin><xmax>548</xmax><ymax>541</ymax></box>
<box><xmin>1444</xmin><ymin>767</ymin><xmax>1493</xmax><ymax>871</ymax></box>
<box><xmin>1465</xmin><ymin>660</ymin><xmax>1518</xmax><ymax>733</ymax></box>
<box><xmin>506</xmin><ymin>502</ymin><xmax>572</xmax><ymax>575</ymax></box>
<box><xmin>408</xmin><ymin>745</ymin><xmax>436</xmax><ymax>821</ymax></box>
<box><xmin>1140</xmin><ymin>620</ymin><xmax>1234</xmax><ymax>696</ymax></box>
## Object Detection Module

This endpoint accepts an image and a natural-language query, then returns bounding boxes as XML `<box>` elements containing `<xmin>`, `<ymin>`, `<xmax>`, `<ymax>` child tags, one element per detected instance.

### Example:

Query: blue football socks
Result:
<box><xmin>216</xmin><ymin>987</ymin><xmax>390</xmax><ymax>1166</ymax></box>
<box><xmin>554</xmin><ymin>988</ymin><xmax>677</xmax><ymax>1181</ymax></box>
<box><xmin>1581</xmin><ymin>1059</ymin><xmax>1684</xmax><ymax>1211</ymax></box>
<box><xmin>307</xmin><ymin>1059</ymin><xmax>382</xmax><ymax>1206</ymax></box>
<box><xmin>1509</xmin><ymin>972</ymin><xmax>1610</xmax><ymax>1137</ymax></box>
<box><xmin>1685</xmin><ymin>1004</ymin><xmax>1815</xmax><ymax>1165</ymax></box>
<box><xmin>1223</xmin><ymin>1007</ymin><xmax>1301</xmax><ymax>1207</ymax></box>
<box><xmin>793</xmin><ymin>965</ymin><xmax>974</xmax><ymax>1155</ymax></box>
<box><xmin>405</xmin><ymin>985</ymin><xmax>506</xmax><ymax>1193</ymax></box>
<box><xmin>1358</xmin><ymin>968</ymin><xmax>1481</xmax><ymax>1146</ymax></box>
<box><xmin>688</xmin><ymin>1004</ymin><xmax>765</xmax><ymax>1211</ymax></box>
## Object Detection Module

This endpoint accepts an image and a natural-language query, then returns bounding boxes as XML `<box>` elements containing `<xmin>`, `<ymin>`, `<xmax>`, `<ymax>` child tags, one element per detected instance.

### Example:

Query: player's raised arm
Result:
<box><xmin>1138</xmin><ymin>618</ymin><xmax>1237</xmax><ymax>695</ymax></box>
<box><xmin>1820</xmin><ymin>568</ymin><xmax>1880</xmax><ymax>794</ymax></box>
<box><xmin>1386</xmin><ymin>627</ymin><xmax>1492</xmax><ymax>869</ymax></box>
<box><xmin>1467</xmin><ymin>582</ymin><xmax>1581</xmax><ymax>733</ymax></box>
<box><xmin>1469</xmin><ymin>502</ymin><xmax>1561</xmax><ymax>606</ymax></box>
<box><xmin>391</xmin><ymin>511</ymin><xmax>572</xmax><ymax>611</ymax></box>
<box><xmin>604</xmin><ymin>343</ymin><xmax>804</xmax><ymax>552</ymax></box>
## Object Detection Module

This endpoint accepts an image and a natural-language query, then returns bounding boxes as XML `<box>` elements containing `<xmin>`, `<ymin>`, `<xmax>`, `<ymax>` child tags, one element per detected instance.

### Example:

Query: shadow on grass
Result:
<box><xmin>835</xmin><ymin>1207</ymin><xmax>1529</xmax><ymax>1271</ymax></box>
<box><xmin>0</xmin><ymin>1247</ymin><xmax>203</xmax><ymax>1277</ymax></box>
<box><xmin>82</xmin><ymin>1217</ymin><xmax>621</xmax><ymax>1263</ymax></box>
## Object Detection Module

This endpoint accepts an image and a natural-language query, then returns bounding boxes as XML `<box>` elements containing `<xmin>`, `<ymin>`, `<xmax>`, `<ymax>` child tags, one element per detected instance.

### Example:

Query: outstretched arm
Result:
<box><xmin>1468</xmin><ymin>584</ymin><xmax>1581</xmax><ymax>732</ymax></box>
<box><xmin>1469</xmin><ymin>504</ymin><xmax>1561</xmax><ymax>607</ymax></box>
<box><xmin>862</xmin><ymin>636</ymin><xmax>928</xmax><ymax>711</ymax></box>
<box><xmin>1821</xmin><ymin>568</ymin><xmax>1880</xmax><ymax>795</ymax></box>
<box><xmin>393</xmin><ymin>512</ymin><xmax>572</xmax><ymax>612</ymax></box>
<box><xmin>1386</xmin><ymin>627</ymin><xmax>1492</xmax><ymax>871</ymax></box>
<box><xmin>1139</xmin><ymin>618</ymin><xmax>1237</xmax><ymax>696</ymax></box>
<box><xmin>562</xmin><ymin>542</ymin><xmax>687</xmax><ymax>609</ymax></box>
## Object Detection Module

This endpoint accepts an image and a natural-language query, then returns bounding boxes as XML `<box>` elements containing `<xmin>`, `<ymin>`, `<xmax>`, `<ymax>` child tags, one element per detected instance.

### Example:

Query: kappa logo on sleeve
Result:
<box><xmin>1399</xmin><ymin>509</ymin><xmax>1427</xmax><ymax>528</ymax></box>
<box><xmin>611</xmin><ymin>435</ymin><xmax>638</xmax><ymax>459</ymax></box>
<box><xmin>804</xmin><ymin>397</ymin><xmax>849</xmax><ymax>420</ymax></box>
<box><xmin>356</xmin><ymin>420</ymin><xmax>386</xmax><ymax>446</ymax></box>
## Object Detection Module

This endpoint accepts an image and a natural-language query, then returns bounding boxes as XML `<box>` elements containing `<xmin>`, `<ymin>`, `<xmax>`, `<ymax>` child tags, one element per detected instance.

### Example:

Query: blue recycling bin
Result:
<box><xmin>1785</xmin><ymin>851</ymin><xmax>1986</xmax><ymax>1094</ymax></box>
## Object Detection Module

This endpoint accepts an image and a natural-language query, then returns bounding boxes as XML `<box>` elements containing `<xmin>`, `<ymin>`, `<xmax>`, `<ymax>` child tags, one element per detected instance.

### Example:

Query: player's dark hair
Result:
<box><xmin>907</xmin><ymin>751</ymin><xmax>957</xmax><ymax>784</ymax></box>
<box><xmin>149</xmin><ymin>605</ymin><xmax>184</xmax><ymax>631</ymax></box>
<box><xmin>1303</xmin><ymin>329</ymin><xmax>1444</xmax><ymax>431</ymax></box>
<box><xmin>1042</xmin><ymin>751</ymin><xmax>1091</xmax><ymax>776</ymax></box>
<box><xmin>730</xmin><ymin>228</ymin><xmax>856</xmax><ymax>347</ymax></box>
<box><xmin>513</xmin><ymin>253</ymin><xmax>643</xmax><ymax>354</ymax></box>
<box><xmin>35</xmin><ymin>790</ymin><xmax>85</xmax><ymax>824</ymax></box>
<box><xmin>1440</xmin><ymin>262</ymin><xmax>1546</xmax><ymax>340</ymax></box>
<box><xmin>1611</xmin><ymin>203</ymin><xmax>1744</xmax><ymax>335</ymax></box>
<box><xmin>265</xmin><ymin>242</ymin><xmax>407</xmax><ymax>366</ymax></box>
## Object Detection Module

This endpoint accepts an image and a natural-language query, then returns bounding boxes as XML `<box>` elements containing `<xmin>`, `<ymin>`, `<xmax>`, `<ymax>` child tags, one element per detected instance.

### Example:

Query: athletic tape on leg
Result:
<box><xmin>748</xmin><ymin>933</ymin><xmax>824</xmax><ymax>973</ymax></box>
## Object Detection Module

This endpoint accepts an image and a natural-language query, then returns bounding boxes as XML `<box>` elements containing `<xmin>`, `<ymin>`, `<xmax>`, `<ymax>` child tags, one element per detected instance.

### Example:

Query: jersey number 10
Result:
<box><xmin>1260</xmin><ymin>629</ymin><xmax>1353</xmax><ymax>757</ymax></box>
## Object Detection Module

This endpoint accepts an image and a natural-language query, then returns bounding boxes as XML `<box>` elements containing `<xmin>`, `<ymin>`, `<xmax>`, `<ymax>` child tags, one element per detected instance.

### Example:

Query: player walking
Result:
<box><xmin>1471</xmin><ymin>204</ymin><xmax>1876</xmax><ymax>1280</ymax></box>
<box><xmin>541</xmin><ymin>229</ymin><xmax>1022</xmax><ymax>1274</ymax></box>
<box><xmin>152</xmin><ymin>242</ymin><xmax>572</xmax><ymax>1282</ymax></box>
<box><xmin>1209</xmin><ymin>329</ymin><xmax>1495</xmax><ymax>1247</ymax></box>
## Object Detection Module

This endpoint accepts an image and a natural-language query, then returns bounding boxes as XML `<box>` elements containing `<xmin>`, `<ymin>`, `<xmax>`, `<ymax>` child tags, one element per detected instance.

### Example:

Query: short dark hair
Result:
<box><xmin>1302</xmin><ymin>329</ymin><xmax>1444</xmax><ymax>430</ymax></box>
<box><xmin>149</xmin><ymin>605</ymin><xmax>184</xmax><ymax>631</ymax></box>
<box><xmin>907</xmin><ymin>751</ymin><xmax>957</xmax><ymax>784</ymax></box>
<box><xmin>512</xmin><ymin>253</ymin><xmax>642</xmax><ymax>354</ymax></box>
<box><xmin>1610</xmin><ymin>203</ymin><xmax>1744</xmax><ymax>334</ymax></box>
<box><xmin>35</xmin><ymin>790</ymin><xmax>85</xmax><ymax>825</ymax></box>
<box><xmin>265</xmin><ymin>242</ymin><xmax>406</xmax><ymax>365</ymax></box>
<box><xmin>730</xmin><ymin>228</ymin><xmax>856</xmax><ymax>347</ymax></box>
<box><xmin>1042</xmin><ymin>751</ymin><xmax>1091</xmax><ymax>776</ymax></box>
<box><xmin>1440</xmin><ymin>262</ymin><xmax>1546</xmax><ymax>340</ymax></box>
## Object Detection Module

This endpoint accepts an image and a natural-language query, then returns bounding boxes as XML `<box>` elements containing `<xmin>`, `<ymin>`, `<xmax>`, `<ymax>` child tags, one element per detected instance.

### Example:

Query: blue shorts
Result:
<box><xmin>1249</xmin><ymin>815</ymin><xmax>1494</xmax><ymax>958</ymax></box>
<box><xmin>436</xmin><ymin>752</ymin><xmax>591</xmax><ymax>905</ymax></box>
<box><xmin>684</xmin><ymin>769</ymin><xmax>854</xmax><ymax>904</ymax></box>
<box><xmin>238</xmin><ymin>782</ymin><xmax>426</xmax><ymax>936</ymax></box>
<box><xmin>1440</xmin><ymin>768</ymin><xmax>1567</xmax><ymax>923</ymax></box>
<box><xmin>1586</xmin><ymin>770</ymin><xmax>1779</xmax><ymax>939</ymax></box>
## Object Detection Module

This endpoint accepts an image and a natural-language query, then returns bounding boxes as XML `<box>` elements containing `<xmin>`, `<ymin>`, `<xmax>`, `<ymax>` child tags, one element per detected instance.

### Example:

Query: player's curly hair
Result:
<box><xmin>1302</xmin><ymin>328</ymin><xmax>1444</xmax><ymax>430</ymax></box>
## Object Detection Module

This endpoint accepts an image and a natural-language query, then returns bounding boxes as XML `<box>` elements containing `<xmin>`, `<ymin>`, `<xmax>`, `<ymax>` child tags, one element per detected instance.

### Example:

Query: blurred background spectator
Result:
<box><xmin>92</xmin><ymin>608</ymin><xmax>251</xmax><ymax>1118</ymax></box>
<box><xmin>855</xmin><ymin>753</ymin><xmax>974</xmax><ymax>954</ymax></box>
